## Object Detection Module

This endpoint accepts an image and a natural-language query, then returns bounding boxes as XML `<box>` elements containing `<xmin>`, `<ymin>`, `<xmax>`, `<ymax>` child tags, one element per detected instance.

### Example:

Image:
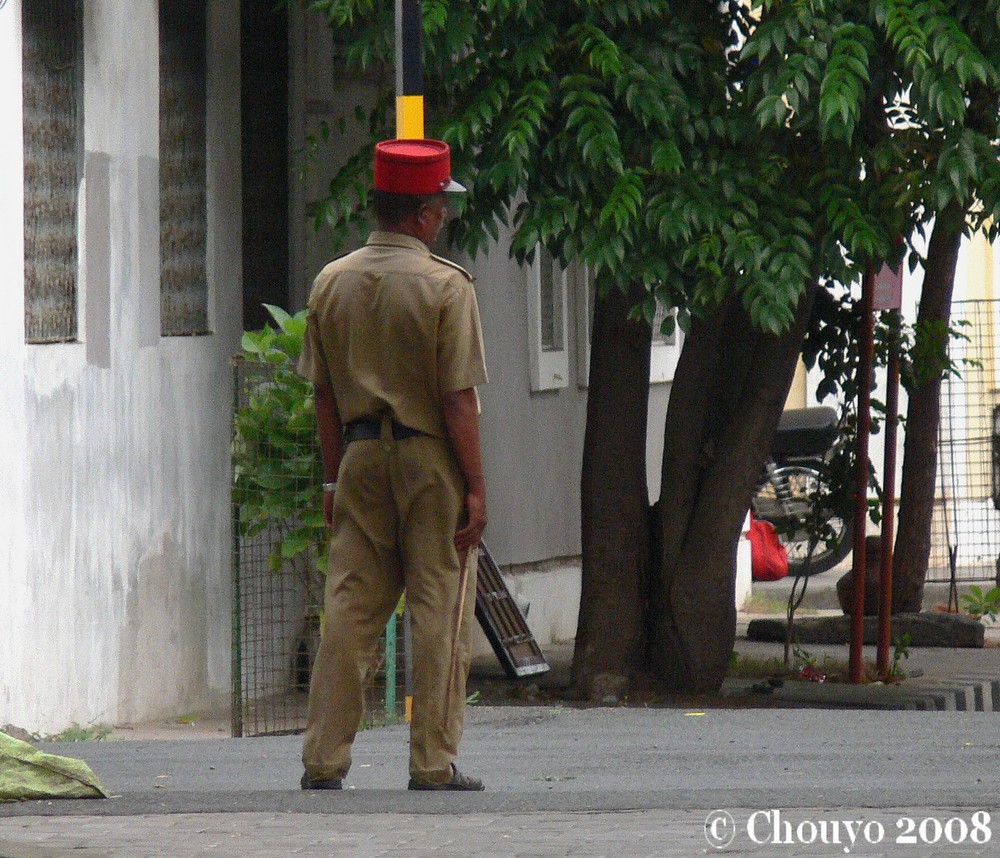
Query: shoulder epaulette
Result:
<box><xmin>430</xmin><ymin>253</ymin><xmax>474</xmax><ymax>283</ymax></box>
<box><xmin>328</xmin><ymin>249</ymin><xmax>355</xmax><ymax>264</ymax></box>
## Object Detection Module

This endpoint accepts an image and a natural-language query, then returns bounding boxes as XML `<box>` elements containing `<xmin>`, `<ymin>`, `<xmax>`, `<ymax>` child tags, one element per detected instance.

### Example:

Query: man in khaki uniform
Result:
<box><xmin>298</xmin><ymin>139</ymin><xmax>488</xmax><ymax>791</ymax></box>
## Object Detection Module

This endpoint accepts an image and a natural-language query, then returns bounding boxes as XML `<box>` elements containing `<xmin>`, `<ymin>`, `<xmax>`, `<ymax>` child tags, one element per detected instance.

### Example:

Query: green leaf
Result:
<box><xmin>263</xmin><ymin>304</ymin><xmax>292</xmax><ymax>330</ymax></box>
<box><xmin>242</xmin><ymin>332</ymin><xmax>263</xmax><ymax>354</ymax></box>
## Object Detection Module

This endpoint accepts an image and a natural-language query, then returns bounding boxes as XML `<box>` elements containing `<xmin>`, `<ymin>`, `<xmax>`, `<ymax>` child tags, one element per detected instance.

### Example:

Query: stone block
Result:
<box><xmin>746</xmin><ymin>612</ymin><xmax>985</xmax><ymax>647</ymax></box>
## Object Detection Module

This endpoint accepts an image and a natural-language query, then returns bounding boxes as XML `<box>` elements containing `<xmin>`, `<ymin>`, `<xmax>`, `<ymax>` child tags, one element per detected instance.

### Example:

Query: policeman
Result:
<box><xmin>298</xmin><ymin>139</ymin><xmax>488</xmax><ymax>791</ymax></box>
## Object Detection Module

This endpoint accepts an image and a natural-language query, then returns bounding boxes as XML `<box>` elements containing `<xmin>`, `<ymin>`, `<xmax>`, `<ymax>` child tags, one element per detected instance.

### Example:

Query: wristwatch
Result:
<box><xmin>322</xmin><ymin>482</ymin><xmax>337</xmax><ymax>493</ymax></box>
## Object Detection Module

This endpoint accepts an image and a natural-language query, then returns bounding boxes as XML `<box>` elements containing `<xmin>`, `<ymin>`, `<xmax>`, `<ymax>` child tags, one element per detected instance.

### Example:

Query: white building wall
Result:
<box><xmin>0</xmin><ymin>0</ymin><xmax>32</xmax><ymax>735</ymax></box>
<box><xmin>1</xmin><ymin>0</ymin><xmax>241</xmax><ymax>734</ymax></box>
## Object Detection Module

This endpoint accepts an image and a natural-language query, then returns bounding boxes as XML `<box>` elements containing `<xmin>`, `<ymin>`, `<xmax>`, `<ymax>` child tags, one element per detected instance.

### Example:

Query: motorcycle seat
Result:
<box><xmin>772</xmin><ymin>406</ymin><xmax>839</xmax><ymax>460</ymax></box>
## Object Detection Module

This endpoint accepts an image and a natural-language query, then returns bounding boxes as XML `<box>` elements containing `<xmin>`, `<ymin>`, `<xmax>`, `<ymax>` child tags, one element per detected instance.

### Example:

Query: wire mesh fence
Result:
<box><xmin>930</xmin><ymin>299</ymin><xmax>1000</xmax><ymax>585</ymax></box>
<box><xmin>231</xmin><ymin>354</ymin><xmax>408</xmax><ymax>737</ymax></box>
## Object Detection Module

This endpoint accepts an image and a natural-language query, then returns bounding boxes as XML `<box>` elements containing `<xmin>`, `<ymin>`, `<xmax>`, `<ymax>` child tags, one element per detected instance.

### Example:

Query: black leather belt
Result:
<box><xmin>343</xmin><ymin>418</ymin><xmax>424</xmax><ymax>444</ymax></box>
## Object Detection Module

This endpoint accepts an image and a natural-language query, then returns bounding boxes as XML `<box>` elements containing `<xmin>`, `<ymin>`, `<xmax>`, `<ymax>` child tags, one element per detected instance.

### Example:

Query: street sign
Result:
<box><xmin>873</xmin><ymin>262</ymin><xmax>903</xmax><ymax>311</ymax></box>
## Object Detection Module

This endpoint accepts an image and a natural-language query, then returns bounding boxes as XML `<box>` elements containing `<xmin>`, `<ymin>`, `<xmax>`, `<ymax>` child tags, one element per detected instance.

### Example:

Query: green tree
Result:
<box><xmin>305</xmin><ymin>0</ymin><xmax>827</xmax><ymax>695</ymax></box>
<box><xmin>300</xmin><ymin>0</ymin><xmax>1000</xmax><ymax>693</ymax></box>
<box><xmin>744</xmin><ymin>0</ymin><xmax>1000</xmax><ymax>612</ymax></box>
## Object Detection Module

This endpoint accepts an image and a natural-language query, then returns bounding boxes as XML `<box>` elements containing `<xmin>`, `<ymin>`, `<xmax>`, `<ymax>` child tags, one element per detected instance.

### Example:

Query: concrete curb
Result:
<box><xmin>722</xmin><ymin>672</ymin><xmax>1000</xmax><ymax>711</ymax></box>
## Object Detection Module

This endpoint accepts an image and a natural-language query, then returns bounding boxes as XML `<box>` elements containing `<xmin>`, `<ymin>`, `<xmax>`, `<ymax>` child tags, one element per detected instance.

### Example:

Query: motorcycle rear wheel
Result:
<box><xmin>751</xmin><ymin>463</ymin><xmax>853</xmax><ymax>576</ymax></box>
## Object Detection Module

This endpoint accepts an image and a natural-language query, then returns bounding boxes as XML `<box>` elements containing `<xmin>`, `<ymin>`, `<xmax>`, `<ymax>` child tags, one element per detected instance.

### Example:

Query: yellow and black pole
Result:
<box><xmin>395</xmin><ymin>0</ymin><xmax>425</xmax><ymax>139</ymax></box>
<box><xmin>396</xmin><ymin>0</ymin><xmax>421</xmax><ymax>723</ymax></box>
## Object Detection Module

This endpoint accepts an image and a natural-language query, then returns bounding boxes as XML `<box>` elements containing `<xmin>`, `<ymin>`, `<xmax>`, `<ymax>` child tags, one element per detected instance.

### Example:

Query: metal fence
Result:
<box><xmin>929</xmin><ymin>299</ymin><xmax>1000</xmax><ymax>584</ymax></box>
<box><xmin>231</xmin><ymin>355</ymin><xmax>408</xmax><ymax>737</ymax></box>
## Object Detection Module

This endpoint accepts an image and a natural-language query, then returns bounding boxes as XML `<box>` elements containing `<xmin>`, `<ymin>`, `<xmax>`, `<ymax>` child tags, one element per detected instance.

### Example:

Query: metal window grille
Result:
<box><xmin>651</xmin><ymin>303</ymin><xmax>678</xmax><ymax>346</ymax></box>
<box><xmin>160</xmin><ymin>0</ymin><xmax>209</xmax><ymax>336</ymax></box>
<box><xmin>22</xmin><ymin>0</ymin><xmax>83</xmax><ymax>343</ymax></box>
<box><xmin>231</xmin><ymin>357</ymin><xmax>407</xmax><ymax>737</ymax></box>
<box><xmin>538</xmin><ymin>248</ymin><xmax>565</xmax><ymax>352</ymax></box>
<box><xmin>930</xmin><ymin>299</ymin><xmax>1000</xmax><ymax>583</ymax></box>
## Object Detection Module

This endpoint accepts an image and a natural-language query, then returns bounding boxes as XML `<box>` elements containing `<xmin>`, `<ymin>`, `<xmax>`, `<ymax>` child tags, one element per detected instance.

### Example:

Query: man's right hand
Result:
<box><xmin>442</xmin><ymin>387</ymin><xmax>488</xmax><ymax>553</ymax></box>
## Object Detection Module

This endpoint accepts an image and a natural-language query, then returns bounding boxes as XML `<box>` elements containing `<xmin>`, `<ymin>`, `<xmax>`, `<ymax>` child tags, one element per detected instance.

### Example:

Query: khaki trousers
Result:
<box><xmin>302</xmin><ymin>424</ymin><xmax>476</xmax><ymax>784</ymax></box>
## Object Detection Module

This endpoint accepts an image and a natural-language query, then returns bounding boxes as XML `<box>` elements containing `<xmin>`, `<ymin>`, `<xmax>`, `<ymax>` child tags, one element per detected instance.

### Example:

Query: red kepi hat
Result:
<box><xmin>374</xmin><ymin>139</ymin><xmax>466</xmax><ymax>195</ymax></box>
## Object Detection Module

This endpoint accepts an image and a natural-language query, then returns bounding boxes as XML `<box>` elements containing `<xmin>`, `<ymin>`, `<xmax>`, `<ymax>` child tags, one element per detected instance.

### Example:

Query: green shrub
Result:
<box><xmin>232</xmin><ymin>305</ymin><xmax>328</xmax><ymax>593</ymax></box>
<box><xmin>961</xmin><ymin>586</ymin><xmax>1000</xmax><ymax>622</ymax></box>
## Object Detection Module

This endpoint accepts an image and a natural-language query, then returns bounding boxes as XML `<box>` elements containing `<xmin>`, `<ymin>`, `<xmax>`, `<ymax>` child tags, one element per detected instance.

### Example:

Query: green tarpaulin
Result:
<box><xmin>0</xmin><ymin>731</ymin><xmax>108</xmax><ymax>802</ymax></box>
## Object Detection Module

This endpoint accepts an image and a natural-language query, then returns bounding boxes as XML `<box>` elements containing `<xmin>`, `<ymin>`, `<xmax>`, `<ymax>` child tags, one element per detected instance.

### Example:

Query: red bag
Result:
<box><xmin>748</xmin><ymin>514</ymin><xmax>789</xmax><ymax>581</ymax></box>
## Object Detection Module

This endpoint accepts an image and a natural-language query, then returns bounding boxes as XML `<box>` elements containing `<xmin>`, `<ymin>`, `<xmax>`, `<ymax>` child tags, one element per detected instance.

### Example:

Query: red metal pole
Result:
<box><xmin>850</xmin><ymin>268</ymin><xmax>876</xmax><ymax>683</ymax></box>
<box><xmin>877</xmin><ymin>314</ymin><xmax>901</xmax><ymax>678</ymax></box>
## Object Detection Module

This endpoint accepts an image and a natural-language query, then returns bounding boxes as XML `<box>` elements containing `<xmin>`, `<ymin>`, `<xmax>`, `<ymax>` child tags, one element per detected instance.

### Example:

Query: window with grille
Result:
<box><xmin>538</xmin><ymin>249</ymin><xmax>565</xmax><ymax>353</ymax></box>
<box><xmin>160</xmin><ymin>0</ymin><xmax>209</xmax><ymax>336</ymax></box>
<box><xmin>649</xmin><ymin>302</ymin><xmax>682</xmax><ymax>384</ymax></box>
<box><xmin>22</xmin><ymin>0</ymin><xmax>83</xmax><ymax>344</ymax></box>
<box><xmin>527</xmin><ymin>246</ymin><xmax>570</xmax><ymax>391</ymax></box>
<box><xmin>651</xmin><ymin>302</ymin><xmax>678</xmax><ymax>347</ymax></box>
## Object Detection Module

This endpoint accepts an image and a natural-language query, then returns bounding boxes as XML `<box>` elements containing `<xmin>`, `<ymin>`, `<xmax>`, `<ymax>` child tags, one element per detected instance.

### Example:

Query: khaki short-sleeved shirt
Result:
<box><xmin>298</xmin><ymin>231</ymin><xmax>489</xmax><ymax>439</ymax></box>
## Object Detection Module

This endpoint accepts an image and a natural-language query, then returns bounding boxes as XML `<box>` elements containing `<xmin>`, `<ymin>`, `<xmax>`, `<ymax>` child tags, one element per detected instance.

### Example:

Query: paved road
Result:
<box><xmin>3</xmin><ymin>706</ymin><xmax>1000</xmax><ymax>856</ymax></box>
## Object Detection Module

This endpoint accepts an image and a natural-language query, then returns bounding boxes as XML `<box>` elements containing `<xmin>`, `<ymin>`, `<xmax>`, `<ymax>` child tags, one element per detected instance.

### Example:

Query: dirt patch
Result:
<box><xmin>467</xmin><ymin>669</ymin><xmax>781</xmax><ymax>710</ymax></box>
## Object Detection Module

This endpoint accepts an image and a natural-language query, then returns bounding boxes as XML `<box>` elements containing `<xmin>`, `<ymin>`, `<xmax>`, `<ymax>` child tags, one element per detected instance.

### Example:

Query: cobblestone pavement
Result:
<box><xmin>2</xmin><ymin>807</ymin><xmax>1000</xmax><ymax>857</ymax></box>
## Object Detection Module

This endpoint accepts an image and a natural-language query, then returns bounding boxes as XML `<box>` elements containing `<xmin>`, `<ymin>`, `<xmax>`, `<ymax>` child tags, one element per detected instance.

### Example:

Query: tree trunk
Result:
<box><xmin>648</xmin><ymin>288</ymin><xmax>817</xmax><ymax>692</ymax></box>
<box><xmin>572</xmin><ymin>283</ymin><xmax>652</xmax><ymax>700</ymax></box>
<box><xmin>892</xmin><ymin>204</ymin><xmax>966</xmax><ymax>612</ymax></box>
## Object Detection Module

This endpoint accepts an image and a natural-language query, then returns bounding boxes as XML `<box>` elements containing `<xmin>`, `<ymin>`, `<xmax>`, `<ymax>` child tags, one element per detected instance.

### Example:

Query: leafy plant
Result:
<box><xmin>46</xmin><ymin>723</ymin><xmax>113</xmax><ymax>742</ymax></box>
<box><xmin>232</xmin><ymin>304</ymin><xmax>327</xmax><ymax>604</ymax></box>
<box><xmin>961</xmin><ymin>586</ymin><xmax>1000</xmax><ymax>622</ymax></box>
<box><xmin>727</xmin><ymin>652</ymin><xmax>790</xmax><ymax>679</ymax></box>
<box><xmin>729</xmin><ymin>651</ymin><xmax>887</xmax><ymax>684</ymax></box>
<box><xmin>888</xmin><ymin>632</ymin><xmax>911</xmax><ymax>680</ymax></box>
<box><xmin>792</xmin><ymin>643</ymin><xmax>816</xmax><ymax>670</ymax></box>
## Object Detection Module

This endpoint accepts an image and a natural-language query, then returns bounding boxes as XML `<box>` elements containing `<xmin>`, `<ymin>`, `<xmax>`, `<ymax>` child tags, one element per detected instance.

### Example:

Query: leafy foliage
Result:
<box><xmin>304</xmin><ymin>0</ymin><xmax>1000</xmax><ymax>341</ymax></box>
<box><xmin>744</xmin><ymin>0</ymin><xmax>1000</xmax><ymax>247</ymax></box>
<box><xmin>300</xmin><ymin>0</ymin><xmax>1000</xmax><ymax>573</ymax></box>
<box><xmin>746</xmin><ymin>0</ymin><xmax>1000</xmax><ymax>529</ymax></box>
<box><xmin>888</xmin><ymin>632</ymin><xmax>911</xmax><ymax>679</ymax></box>
<box><xmin>303</xmin><ymin>0</ymin><xmax>833</xmax><ymax>335</ymax></box>
<box><xmin>961</xmin><ymin>585</ymin><xmax>1000</xmax><ymax>622</ymax></box>
<box><xmin>233</xmin><ymin>305</ymin><xmax>328</xmax><ymax>594</ymax></box>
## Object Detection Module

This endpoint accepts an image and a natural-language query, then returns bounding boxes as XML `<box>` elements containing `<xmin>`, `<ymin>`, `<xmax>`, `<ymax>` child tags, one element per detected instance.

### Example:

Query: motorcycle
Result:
<box><xmin>751</xmin><ymin>406</ymin><xmax>853</xmax><ymax>576</ymax></box>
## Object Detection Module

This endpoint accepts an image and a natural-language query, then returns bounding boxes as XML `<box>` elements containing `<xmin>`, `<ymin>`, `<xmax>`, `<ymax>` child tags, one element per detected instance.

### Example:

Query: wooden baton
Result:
<box><xmin>443</xmin><ymin>546</ymin><xmax>476</xmax><ymax>730</ymax></box>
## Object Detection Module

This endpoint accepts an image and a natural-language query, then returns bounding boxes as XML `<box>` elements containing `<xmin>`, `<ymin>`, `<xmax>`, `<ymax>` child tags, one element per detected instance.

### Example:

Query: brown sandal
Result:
<box><xmin>301</xmin><ymin>772</ymin><xmax>342</xmax><ymax>790</ymax></box>
<box><xmin>408</xmin><ymin>764</ymin><xmax>484</xmax><ymax>791</ymax></box>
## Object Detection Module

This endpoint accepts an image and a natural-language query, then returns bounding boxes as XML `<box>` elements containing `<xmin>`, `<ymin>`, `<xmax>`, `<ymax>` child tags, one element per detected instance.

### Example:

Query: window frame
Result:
<box><xmin>526</xmin><ymin>245</ymin><xmax>570</xmax><ymax>392</ymax></box>
<box><xmin>574</xmin><ymin>268</ymin><xmax>683</xmax><ymax>386</ymax></box>
<box><xmin>649</xmin><ymin>304</ymin><xmax>683</xmax><ymax>385</ymax></box>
